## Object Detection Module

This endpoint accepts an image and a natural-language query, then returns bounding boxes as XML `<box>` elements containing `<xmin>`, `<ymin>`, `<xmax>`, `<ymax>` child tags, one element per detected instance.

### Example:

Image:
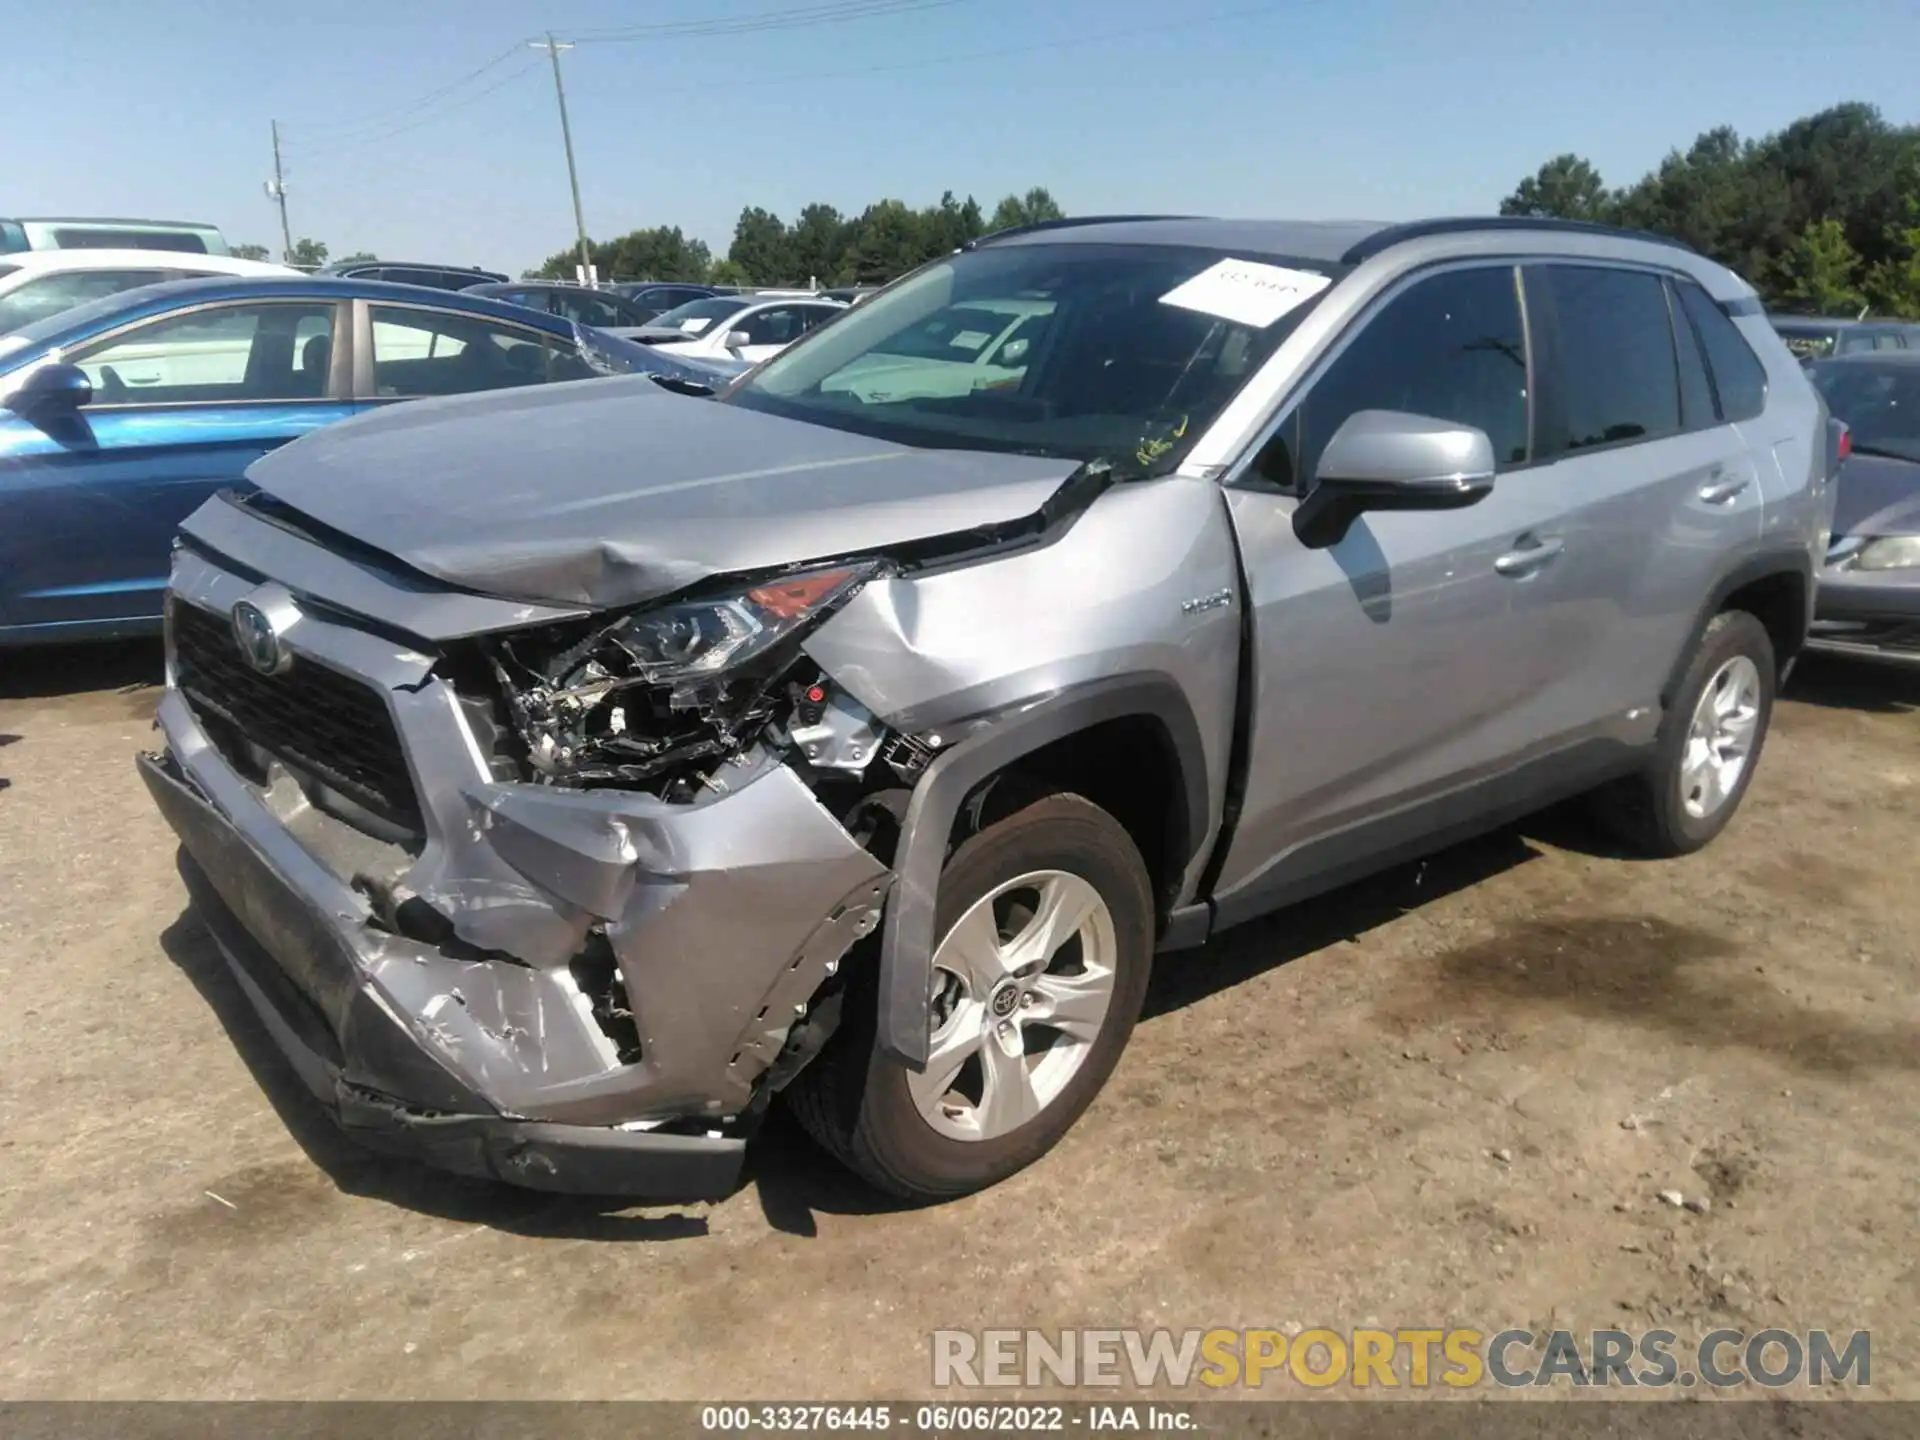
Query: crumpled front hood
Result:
<box><xmin>243</xmin><ymin>375</ymin><xmax>1080</xmax><ymax>609</ymax></box>
<box><xmin>1833</xmin><ymin>451</ymin><xmax>1920</xmax><ymax>538</ymax></box>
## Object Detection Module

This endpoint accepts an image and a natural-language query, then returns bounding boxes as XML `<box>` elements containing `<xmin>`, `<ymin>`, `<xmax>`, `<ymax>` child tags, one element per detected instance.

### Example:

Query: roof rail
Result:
<box><xmin>1340</xmin><ymin>216</ymin><xmax>1696</xmax><ymax>266</ymax></box>
<box><xmin>967</xmin><ymin>214</ymin><xmax>1204</xmax><ymax>249</ymax></box>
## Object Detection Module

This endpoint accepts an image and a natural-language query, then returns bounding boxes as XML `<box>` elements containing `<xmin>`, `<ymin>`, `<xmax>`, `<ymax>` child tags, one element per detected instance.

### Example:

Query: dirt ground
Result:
<box><xmin>1</xmin><ymin>641</ymin><xmax>1916</xmax><ymax>1403</ymax></box>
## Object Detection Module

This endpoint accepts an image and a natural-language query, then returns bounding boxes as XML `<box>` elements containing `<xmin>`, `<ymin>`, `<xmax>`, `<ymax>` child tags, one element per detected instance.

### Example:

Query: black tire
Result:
<box><xmin>1594</xmin><ymin>609</ymin><xmax>1775</xmax><ymax>857</ymax></box>
<box><xmin>788</xmin><ymin>791</ymin><xmax>1154</xmax><ymax>1202</ymax></box>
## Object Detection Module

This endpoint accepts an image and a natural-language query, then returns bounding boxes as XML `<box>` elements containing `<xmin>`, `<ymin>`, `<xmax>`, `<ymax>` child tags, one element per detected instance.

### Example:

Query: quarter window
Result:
<box><xmin>1676</xmin><ymin>282</ymin><xmax>1767</xmax><ymax>423</ymax></box>
<box><xmin>1272</xmin><ymin>265</ymin><xmax>1530</xmax><ymax>488</ymax></box>
<box><xmin>367</xmin><ymin>305</ymin><xmax>593</xmax><ymax>396</ymax></box>
<box><xmin>68</xmin><ymin>302</ymin><xmax>336</xmax><ymax>403</ymax></box>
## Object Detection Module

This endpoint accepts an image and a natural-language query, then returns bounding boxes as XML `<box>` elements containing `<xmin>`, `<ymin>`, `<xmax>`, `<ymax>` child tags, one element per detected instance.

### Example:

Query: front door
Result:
<box><xmin>0</xmin><ymin>299</ymin><xmax>349</xmax><ymax>635</ymax></box>
<box><xmin>1211</xmin><ymin>262</ymin><xmax>1587</xmax><ymax>917</ymax></box>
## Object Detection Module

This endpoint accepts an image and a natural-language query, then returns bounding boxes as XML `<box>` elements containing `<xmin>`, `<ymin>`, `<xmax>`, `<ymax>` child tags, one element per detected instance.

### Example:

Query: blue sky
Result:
<box><xmin>10</xmin><ymin>0</ymin><xmax>1920</xmax><ymax>275</ymax></box>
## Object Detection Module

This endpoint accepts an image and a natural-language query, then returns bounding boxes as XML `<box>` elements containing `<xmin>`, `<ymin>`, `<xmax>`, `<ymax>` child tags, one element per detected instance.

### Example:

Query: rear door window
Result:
<box><xmin>1666</xmin><ymin>280</ymin><xmax>1717</xmax><ymax>431</ymax></box>
<box><xmin>367</xmin><ymin>304</ymin><xmax>593</xmax><ymax>396</ymax></box>
<box><xmin>1531</xmin><ymin>265</ymin><xmax>1680</xmax><ymax>455</ymax></box>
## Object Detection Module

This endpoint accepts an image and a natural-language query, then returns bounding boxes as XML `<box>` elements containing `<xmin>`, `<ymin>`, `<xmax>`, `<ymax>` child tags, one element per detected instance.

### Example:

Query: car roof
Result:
<box><xmin>981</xmin><ymin>213</ymin><xmax>1722</xmax><ymax>266</ymax></box>
<box><xmin>4</xmin><ymin>275</ymin><xmax>580</xmax><ymax>352</ymax></box>
<box><xmin>0</xmin><ymin>249</ymin><xmax>292</xmax><ymax>275</ymax></box>
<box><xmin>318</xmin><ymin>260</ymin><xmax>502</xmax><ymax>275</ymax></box>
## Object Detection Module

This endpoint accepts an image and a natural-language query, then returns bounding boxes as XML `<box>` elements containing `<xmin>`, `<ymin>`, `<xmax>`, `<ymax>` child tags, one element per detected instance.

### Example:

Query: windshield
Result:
<box><xmin>651</xmin><ymin>295</ymin><xmax>750</xmax><ymax>332</ymax></box>
<box><xmin>1811</xmin><ymin>360</ymin><xmax>1920</xmax><ymax>463</ymax></box>
<box><xmin>727</xmin><ymin>242</ymin><xmax>1336</xmax><ymax>466</ymax></box>
<box><xmin>0</xmin><ymin>281</ymin><xmax>184</xmax><ymax>362</ymax></box>
<box><xmin>1775</xmin><ymin>324</ymin><xmax>1838</xmax><ymax>362</ymax></box>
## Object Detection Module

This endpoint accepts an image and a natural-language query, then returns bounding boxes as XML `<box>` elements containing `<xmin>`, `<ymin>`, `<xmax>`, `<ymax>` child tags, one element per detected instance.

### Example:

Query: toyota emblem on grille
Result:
<box><xmin>230</xmin><ymin>599</ymin><xmax>288</xmax><ymax>676</ymax></box>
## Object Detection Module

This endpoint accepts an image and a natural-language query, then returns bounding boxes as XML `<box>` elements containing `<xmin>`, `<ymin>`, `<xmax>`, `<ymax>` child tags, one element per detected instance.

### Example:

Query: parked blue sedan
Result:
<box><xmin>0</xmin><ymin>275</ymin><xmax>727</xmax><ymax>645</ymax></box>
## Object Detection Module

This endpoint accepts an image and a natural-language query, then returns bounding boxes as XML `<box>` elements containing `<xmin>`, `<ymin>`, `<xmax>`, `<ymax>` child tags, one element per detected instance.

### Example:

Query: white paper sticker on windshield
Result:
<box><xmin>1159</xmin><ymin>259</ymin><xmax>1332</xmax><ymax>328</ymax></box>
<box><xmin>948</xmin><ymin>330</ymin><xmax>991</xmax><ymax>351</ymax></box>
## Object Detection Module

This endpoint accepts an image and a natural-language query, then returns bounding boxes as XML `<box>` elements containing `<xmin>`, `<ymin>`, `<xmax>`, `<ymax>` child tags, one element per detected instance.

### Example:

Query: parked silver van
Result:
<box><xmin>140</xmin><ymin>216</ymin><xmax>1836</xmax><ymax>1202</ymax></box>
<box><xmin>0</xmin><ymin>217</ymin><xmax>229</xmax><ymax>256</ymax></box>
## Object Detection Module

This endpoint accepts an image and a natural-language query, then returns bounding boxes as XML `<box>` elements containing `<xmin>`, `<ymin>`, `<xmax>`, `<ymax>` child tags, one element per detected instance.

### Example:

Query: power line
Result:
<box><xmin>587</xmin><ymin>3</ymin><xmax>1282</xmax><ymax>93</ymax></box>
<box><xmin>280</xmin><ymin>41</ymin><xmax>531</xmax><ymax>144</ymax></box>
<box><xmin>289</xmin><ymin>59</ymin><xmax>544</xmax><ymax>161</ymax></box>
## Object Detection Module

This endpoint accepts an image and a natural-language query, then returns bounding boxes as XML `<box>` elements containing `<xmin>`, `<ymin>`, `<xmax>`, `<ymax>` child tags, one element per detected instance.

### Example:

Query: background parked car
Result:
<box><xmin>314</xmin><ymin>259</ymin><xmax>507</xmax><ymax>290</ymax></box>
<box><xmin>0</xmin><ymin>276</ymin><xmax>718</xmax><ymax>645</ymax></box>
<box><xmin>461</xmin><ymin>281</ymin><xmax>661</xmax><ymax>337</ymax></box>
<box><xmin>641</xmin><ymin>294</ymin><xmax>845</xmax><ymax>365</ymax></box>
<box><xmin>1805</xmin><ymin>352</ymin><xmax>1920</xmax><ymax>666</ymax></box>
<box><xmin>1771</xmin><ymin>315</ymin><xmax>1920</xmax><ymax>363</ymax></box>
<box><xmin>0</xmin><ymin>249</ymin><xmax>297</xmax><ymax>334</ymax></box>
<box><xmin>608</xmin><ymin>281</ymin><xmax>723</xmax><ymax>321</ymax></box>
<box><xmin>818</xmin><ymin>295</ymin><xmax>1053</xmax><ymax>401</ymax></box>
<box><xmin>0</xmin><ymin>216</ymin><xmax>229</xmax><ymax>256</ymax></box>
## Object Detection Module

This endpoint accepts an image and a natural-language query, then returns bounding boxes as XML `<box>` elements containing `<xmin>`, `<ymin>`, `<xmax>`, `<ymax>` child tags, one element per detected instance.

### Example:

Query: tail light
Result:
<box><xmin>1837</xmin><ymin>426</ymin><xmax>1852</xmax><ymax>461</ymax></box>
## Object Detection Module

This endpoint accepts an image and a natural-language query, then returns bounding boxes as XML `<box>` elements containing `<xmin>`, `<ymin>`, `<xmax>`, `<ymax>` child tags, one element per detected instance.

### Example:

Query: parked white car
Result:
<box><xmin>0</xmin><ymin>249</ymin><xmax>297</xmax><ymax>334</ymax></box>
<box><xmin>819</xmin><ymin>297</ymin><xmax>1055</xmax><ymax>402</ymax></box>
<box><xmin>643</xmin><ymin>295</ymin><xmax>845</xmax><ymax>365</ymax></box>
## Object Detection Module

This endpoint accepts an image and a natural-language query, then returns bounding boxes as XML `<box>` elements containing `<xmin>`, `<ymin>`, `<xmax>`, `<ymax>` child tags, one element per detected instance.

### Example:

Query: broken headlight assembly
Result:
<box><xmin>483</xmin><ymin>562</ymin><xmax>887</xmax><ymax>798</ymax></box>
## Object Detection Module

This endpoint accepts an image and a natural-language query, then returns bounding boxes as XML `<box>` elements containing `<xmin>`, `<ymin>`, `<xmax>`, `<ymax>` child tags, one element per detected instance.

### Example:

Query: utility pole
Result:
<box><xmin>267</xmin><ymin>120</ymin><xmax>294</xmax><ymax>264</ymax></box>
<box><xmin>531</xmin><ymin>34</ymin><xmax>593</xmax><ymax>285</ymax></box>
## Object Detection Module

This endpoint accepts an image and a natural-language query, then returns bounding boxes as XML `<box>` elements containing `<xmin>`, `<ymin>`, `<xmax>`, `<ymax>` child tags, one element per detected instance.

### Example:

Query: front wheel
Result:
<box><xmin>788</xmin><ymin>791</ymin><xmax>1154</xmax><ymax>1201</ymax></box>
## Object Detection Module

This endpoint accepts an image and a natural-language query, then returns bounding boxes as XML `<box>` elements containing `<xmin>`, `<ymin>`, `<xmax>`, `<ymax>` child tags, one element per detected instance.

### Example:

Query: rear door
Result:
<box><xmin>0</xmin><ymin>299</ymin><xmax>348</xmax><ymax>631</ymax></box>
<box><xmin>1520</xmin><ymin>263</ymin><xmax>1762</xmax><ymax>730</ymax></box>
<box><xmin>1212</xmin><ymin>261</ymin><xmax>1579</xmax><ymax>912</ymax></box>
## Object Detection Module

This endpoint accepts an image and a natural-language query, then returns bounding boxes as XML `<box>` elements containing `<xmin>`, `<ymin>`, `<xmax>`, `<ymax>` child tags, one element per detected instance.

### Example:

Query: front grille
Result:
<box><xmin>171</xmin><ymin>600</ymin><xmax>423</xmax><ymax>832</ymax></box>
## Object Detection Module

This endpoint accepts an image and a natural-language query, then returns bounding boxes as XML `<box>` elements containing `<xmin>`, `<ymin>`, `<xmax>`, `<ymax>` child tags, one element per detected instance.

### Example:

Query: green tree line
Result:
<box><xmin>527</xmin><ymin>186</ymin><xmax>1066</xmax><ymax>285</ymax></box>
<box><xmin>1502</xmin><ymin>103</ymin><xmax>1920</xmax><ymax>317</ymax></box>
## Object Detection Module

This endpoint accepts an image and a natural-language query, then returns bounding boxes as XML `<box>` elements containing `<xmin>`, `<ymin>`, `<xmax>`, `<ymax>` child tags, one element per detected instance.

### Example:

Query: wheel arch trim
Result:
<box><xmin>877</xmin><ymin>674</ymin><xmax>1209</xmax><ymax>1069</ymax></box>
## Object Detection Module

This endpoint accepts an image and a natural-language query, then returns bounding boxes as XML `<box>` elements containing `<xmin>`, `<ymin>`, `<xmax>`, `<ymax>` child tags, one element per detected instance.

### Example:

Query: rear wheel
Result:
<box><xmin>789</xmin><ymin>791</ymin><xmax>1153</xmax><ymax>1201</ymax></box>
<box><xmin>1595</xmin><ymin>609</ymin><xmax>1775</xmax><ymax>856</ymax></box>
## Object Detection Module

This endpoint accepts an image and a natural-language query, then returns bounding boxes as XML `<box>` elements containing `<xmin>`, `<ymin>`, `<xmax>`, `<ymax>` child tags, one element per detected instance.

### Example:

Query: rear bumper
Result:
<box><xmin>1810</xmin><ymin>566</ymin><xmax>1920</xmax><ymax>667</ymax></box>
<box><xmin>145</xmin><ymin>749</ymin><xmax>747</xmax><ymax>1199</ymax></box>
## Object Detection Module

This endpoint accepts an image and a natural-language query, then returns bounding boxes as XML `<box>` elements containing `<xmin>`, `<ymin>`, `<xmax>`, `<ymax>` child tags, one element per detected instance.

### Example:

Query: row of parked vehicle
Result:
<box><xmin>5</xmin><ymin>209</ymin><xmax>1916</xmax><ymax>1209</ymax></box>
<box><xmin>0</xmin><ymin>221</ymin><xmax>876</xmax><ymax>643</ymax></box>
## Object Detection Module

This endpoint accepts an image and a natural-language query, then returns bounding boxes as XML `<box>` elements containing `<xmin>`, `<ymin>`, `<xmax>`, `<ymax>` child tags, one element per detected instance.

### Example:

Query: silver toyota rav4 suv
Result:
<box><xmin>142</xmin><ymin>216</ymin><xmax>1835</xmax><ymax>1203</ymax></box>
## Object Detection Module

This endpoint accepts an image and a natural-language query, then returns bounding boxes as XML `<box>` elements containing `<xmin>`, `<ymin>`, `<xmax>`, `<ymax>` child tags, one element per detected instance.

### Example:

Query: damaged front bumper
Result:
<box><xmin>143</xmin><ymin>551</ymin><xmax>891</xmax><ymax>1198</ymax></box>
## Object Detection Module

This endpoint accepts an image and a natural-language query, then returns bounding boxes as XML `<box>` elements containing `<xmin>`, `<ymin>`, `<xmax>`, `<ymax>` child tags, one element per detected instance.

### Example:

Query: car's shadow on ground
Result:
<box><xmin>0</xmin><ymin>639</ymin><xmax>164</xmax><ymax>700</ymax></box>
<box><xmin>157</xmin><ymin>903</ymin><xmax>717</xmax><ymax>1242</ymax></box>
<box><xmin>1784</xmin><ymin>653</ymin><xmax>1920</xmax><ymax>713</ymax></box>
<box><xmin>151</xmin><ymin>808</ymin><xmax>1604</xmax><ymax>1239</ymax></box>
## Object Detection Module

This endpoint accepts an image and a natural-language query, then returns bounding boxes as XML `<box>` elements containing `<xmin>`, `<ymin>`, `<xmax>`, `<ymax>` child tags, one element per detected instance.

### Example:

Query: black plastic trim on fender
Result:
<box><xmin>876</xmin><ymin>674</ymin><xmax>1211</xmax><ymax>1069</ymax></box>
<box><xmin>1659</xmin><ymin>548</ymin><xmax>1813</xmax><ymax>712</ymax></box>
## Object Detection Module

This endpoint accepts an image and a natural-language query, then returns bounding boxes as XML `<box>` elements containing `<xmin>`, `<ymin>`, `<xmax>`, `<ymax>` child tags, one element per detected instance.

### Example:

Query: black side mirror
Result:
<box><xmin>1292</xmin><ymin>409</ymin><xmax>1496</xmax><ymax>548</ymax></box>
<box><xmin>4</xmin><ymin>361</ymin><xmax>92</xmax><ymax>416</ymax></box>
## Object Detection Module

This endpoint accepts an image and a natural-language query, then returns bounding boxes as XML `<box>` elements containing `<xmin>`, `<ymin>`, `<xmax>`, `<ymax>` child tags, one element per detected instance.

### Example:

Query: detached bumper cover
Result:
<box><xmin>144</xmin><ymin>749</ymin><xmax>747</xmax><ymax>1199</ymax></box>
